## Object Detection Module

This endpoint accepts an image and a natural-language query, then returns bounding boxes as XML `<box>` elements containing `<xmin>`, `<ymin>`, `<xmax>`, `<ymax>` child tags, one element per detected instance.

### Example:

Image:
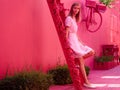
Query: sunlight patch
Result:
<box><xmin>101</xmin><ymin>76</ymin><xmax>120</xmax><ymax>79</ymax></box>
<box><xmin>91</xmin><ymin>84</ymin><xmax>107</xmax><ymax>87</ymax></box>
<box><xmin>108</xmin><ymin>84</ymin><xmax>120</xmax><ymax>87</ymax></box>
<box><xmin>91</xmin><ymin>84</ymin><xmax>120</xmax><ymax>88</ymax></box>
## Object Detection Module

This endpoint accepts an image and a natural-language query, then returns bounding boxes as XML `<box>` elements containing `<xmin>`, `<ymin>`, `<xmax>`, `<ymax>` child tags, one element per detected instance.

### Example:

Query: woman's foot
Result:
<box><xmin>83</xmin><ymin>83</ymin><xmax>96</xmax><ymax>89</ymax></box>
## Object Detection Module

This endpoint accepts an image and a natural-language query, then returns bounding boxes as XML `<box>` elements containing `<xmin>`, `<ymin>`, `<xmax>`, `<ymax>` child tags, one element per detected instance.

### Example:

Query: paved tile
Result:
<box><xmin>49</xmin><ymin>65</ymin><xmax>120</xmax><ymax>90</ymax></box>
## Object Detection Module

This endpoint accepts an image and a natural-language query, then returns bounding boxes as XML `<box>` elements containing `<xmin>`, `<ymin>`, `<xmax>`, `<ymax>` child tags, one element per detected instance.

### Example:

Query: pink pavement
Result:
<box><xmin>49</xmin><ymin>65</ymin><xmax>120</xmax><ymax>90</ymax></box>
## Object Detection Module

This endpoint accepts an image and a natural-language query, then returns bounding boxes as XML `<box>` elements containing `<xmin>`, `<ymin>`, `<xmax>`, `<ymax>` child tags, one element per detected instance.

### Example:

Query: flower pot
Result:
<box><xmin>97</xmin><ymin>4</ymin><xmax>107</xmax><ymax>13</ymax></box>
<box><xmin>86</xmin><ymin>0</ymin><xmax>97</xmax><ymax>8</ymax></box>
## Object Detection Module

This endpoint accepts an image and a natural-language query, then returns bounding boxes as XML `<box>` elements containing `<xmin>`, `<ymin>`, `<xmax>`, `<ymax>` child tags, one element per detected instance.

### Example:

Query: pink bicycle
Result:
<box><xmin>85</xmin><ymin>0</ymin><xmax>106</xmax><ymax>32</ymax></box>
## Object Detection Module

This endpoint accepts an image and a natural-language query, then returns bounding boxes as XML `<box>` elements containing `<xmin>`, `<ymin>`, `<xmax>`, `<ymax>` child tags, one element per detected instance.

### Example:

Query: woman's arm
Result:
<box><xmin>65</xmin><ymin>26</ymin><xmax>70</xmax><ymax>39</ymax></box>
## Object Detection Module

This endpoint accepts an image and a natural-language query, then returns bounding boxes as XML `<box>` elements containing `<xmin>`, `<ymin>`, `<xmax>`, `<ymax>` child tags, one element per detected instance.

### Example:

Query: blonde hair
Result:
<box><xmin>68</xmin><ymin>2</ymin><xmax>81</xmax><ymax>22</ymax></box>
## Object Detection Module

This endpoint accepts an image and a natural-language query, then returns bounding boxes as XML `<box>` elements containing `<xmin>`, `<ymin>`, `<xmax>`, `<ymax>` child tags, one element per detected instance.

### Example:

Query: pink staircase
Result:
<box><xmin>47</xmin><ymin>0</ymin><xmax>84</xmax><ymax>89</ymax></box>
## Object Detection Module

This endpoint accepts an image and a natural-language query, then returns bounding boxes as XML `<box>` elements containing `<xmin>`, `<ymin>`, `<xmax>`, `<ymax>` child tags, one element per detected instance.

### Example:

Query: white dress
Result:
<box><xmin>65</xmin><ymin>16</ymin><xmax>93</xmax><ymax>58</ymax></box>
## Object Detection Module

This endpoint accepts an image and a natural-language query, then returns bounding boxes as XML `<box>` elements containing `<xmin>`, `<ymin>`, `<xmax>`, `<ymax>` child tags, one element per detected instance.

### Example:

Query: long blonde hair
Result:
<box><xmin>68</xmin><ymin>3</ymin><xmax>81</xmax><ymax>22</ymax></box>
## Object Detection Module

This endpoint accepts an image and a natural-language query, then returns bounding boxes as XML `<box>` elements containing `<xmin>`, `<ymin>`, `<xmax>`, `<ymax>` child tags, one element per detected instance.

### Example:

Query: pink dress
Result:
<box><xmin>65</xmin><ymin>16</ymin><xmax>93</xmax><ymax>58</ymax></box>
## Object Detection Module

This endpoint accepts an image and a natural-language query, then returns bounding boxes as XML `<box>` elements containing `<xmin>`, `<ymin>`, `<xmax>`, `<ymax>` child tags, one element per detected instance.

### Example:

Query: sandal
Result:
<box><xmin>83</xmin><ymin>83</ymin><xmax>96</xmax><ymax>89</ymax></box>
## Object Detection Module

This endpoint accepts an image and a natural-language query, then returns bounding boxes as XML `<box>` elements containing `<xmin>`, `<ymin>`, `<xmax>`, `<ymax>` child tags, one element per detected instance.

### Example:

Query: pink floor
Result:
<box><xmin>49</xmin><ymin>65</ymin><xmax>120</xmax><ymax>90</ymax></box>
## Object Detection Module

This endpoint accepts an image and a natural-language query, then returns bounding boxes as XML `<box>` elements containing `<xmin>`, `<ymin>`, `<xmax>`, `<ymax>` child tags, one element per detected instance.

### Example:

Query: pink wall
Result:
<box><xmin>0</xmin><ymin>0</ymin><xmax>65</xmax><ymax>78</ymax></box>
<box><xmin>0</xmin><ymin>0</ymin><xmax>120</xmax><ymax>78</ymax></box>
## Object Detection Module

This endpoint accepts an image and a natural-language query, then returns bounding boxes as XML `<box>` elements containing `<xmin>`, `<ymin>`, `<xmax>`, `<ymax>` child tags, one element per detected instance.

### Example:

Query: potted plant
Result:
<box><xmin>94</xmin><ymin>55</ymin><xmax>114</xmax><ymax>70</ymax></box>
<box><xmin>99</xmin><ymin>0</ymin><xmax>115</xmax><ymax>7</ymax></box>
<box><xmin>95</xmin><ymin>55</ymin><xmax>113</xmax><ymax>62</ymax></box>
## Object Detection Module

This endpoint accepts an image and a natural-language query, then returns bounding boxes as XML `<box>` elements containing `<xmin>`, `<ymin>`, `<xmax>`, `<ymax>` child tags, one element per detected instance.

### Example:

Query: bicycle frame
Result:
<box><xmin>85</xmin><ymin>0</ymin><xmax>106</xmax><ymax>32</ymax></box>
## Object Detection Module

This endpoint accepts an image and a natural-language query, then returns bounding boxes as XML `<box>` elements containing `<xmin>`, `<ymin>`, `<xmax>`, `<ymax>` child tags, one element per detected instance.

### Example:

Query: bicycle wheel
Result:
<box><xmin>86</xmin><ymin>9</ymin><xmax>102</xmax><ymax>32</ymax></box>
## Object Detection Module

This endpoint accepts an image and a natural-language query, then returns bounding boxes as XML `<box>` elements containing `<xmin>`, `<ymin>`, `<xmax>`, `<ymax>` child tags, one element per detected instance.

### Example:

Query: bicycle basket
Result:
<box><xmin>97</xmin><ymin>4</ymin><xmax>106</xmax><ymax>13</ymax></box>
<box><xmin>86</xmin><ymin>1</ymin><xmax>96</xmax><ymax>8</ymax></box>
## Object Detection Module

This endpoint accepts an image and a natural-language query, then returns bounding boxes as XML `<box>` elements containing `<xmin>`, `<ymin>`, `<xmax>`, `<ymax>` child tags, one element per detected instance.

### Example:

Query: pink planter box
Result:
<box><xmin>86</xmin><ymin>0</ymin><xmax>96</xmax><ymax>8</ymax></box>
<box><xmin>94</xmin><ymin>61</ymin><xmax>117</xmax><ymax>70</ymax></box>
<box><xmin>97</xmin><ymin>4</ymin><xmax>107</xmax><ymax>13</ymax></box>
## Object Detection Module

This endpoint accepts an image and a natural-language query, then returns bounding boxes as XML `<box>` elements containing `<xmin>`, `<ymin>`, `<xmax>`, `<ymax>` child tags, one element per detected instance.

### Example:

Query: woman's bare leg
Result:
<box><xmin>79</xmin><ymin>57</ymin><xmax>90</xmax><ymax>84</ymax></box>
<box><xmin>78</xmin><ymin>54</ymin><xmax>96</xmax><ymax>88</ymax></box>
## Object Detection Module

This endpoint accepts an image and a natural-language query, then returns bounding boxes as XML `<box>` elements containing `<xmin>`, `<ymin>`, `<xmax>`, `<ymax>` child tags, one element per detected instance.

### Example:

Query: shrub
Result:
<box><xmin>48</xmin><ymin>65</ymin><xmax>72</xmax><ymax>85</ymax></box>
<box><xmin>85</xmin><ymin>66</ymin><xmax>90</xmax><ymax>76</ymax></box>
<box><xmin>0</xmin><ymin>70</ymin><xmax>53</xmax><ymax>90</ymax></box>
<box><xmin>48</xmin><ymin>64</ymin><xmax>90</xmax><ymax>85</ymax></box>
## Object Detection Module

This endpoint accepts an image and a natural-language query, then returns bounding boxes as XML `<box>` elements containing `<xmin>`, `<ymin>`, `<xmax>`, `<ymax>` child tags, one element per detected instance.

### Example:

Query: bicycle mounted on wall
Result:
<box><xmin>85</xmin><ymin>0</ymin><xmax>106</xmax><ymax>32</ymax></box>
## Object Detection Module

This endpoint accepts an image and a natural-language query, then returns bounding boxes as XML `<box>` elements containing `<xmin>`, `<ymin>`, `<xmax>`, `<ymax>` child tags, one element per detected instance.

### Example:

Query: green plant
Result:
<box><xmin>99</xmin><ymin>0</ymin><xmax>114</xmax><ymax>7</ymax></box>
<box><xmin>0</xmin><ymin>70</ymin><xmax>53</xmax><ymax>90</ymax></box>
<box><xmin>48</xmin><ymin>65</ymin><xmax>72</xmax><ymax>85</ymax></box>
<box><xmin>94</xmin><ymin>55</ymin><xmax>114</xmax><ymax>63</ymax></box>
<box><xmin>47</xmin><ymin>64</ymin><xmax>90</xmax><ymax>85</ymax></box>
<box><xmin>85</xmin><ymin>66</ymin><xmax>90</xmax><ymax>76</ymax></box>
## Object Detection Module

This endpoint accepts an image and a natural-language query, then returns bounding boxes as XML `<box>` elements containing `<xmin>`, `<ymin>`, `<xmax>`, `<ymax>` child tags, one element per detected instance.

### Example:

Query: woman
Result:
<box><xmin>65</xmin><ymin>2</ymin><xmax>96</xmax><ymax>88</ymax></box>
